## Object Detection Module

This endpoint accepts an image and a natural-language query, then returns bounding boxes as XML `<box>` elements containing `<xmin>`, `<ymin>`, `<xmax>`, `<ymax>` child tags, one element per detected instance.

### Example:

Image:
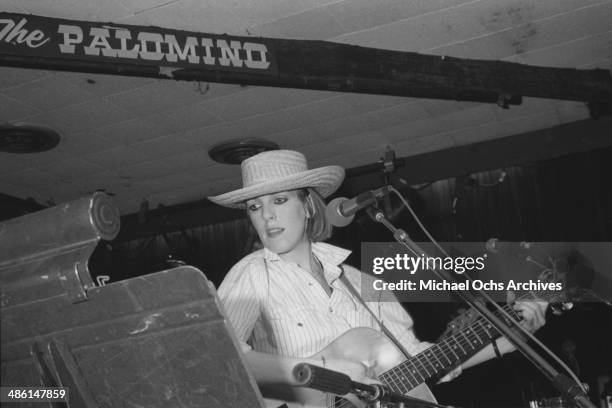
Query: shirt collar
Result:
<box><xmin>263</xmin><ymin>242</ymin><xmax>352</xmax><ymax>284</ymax></box>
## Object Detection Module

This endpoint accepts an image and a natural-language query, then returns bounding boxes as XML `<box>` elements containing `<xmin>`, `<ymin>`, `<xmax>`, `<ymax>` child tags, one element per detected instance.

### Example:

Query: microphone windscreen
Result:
<box><xmin>325</xmin><ymin>197</ymin><xmax>354</xmax><ymax>227</ymax></box>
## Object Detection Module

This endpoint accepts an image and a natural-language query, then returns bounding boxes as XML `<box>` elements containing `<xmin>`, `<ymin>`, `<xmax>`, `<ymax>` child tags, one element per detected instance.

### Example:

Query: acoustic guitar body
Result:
<box><xmin>263</xmin><ymin>327</ymin><xmax>435</xmax><ymax>408</ymax></box>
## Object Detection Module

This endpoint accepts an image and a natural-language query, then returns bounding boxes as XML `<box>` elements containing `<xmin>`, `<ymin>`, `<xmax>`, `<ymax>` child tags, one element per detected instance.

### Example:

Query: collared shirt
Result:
<box><xmin>217</xmin><ymin>242</ymin><xmax>429</xmax><ymax>358</ymax></box>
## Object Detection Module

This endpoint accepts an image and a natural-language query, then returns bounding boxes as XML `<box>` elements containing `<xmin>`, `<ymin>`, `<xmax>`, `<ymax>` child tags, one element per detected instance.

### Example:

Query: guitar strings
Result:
<box><xmin>332</xmin><ymin>309</ymin><xmax>506</xmax><ymax>408</ymax></box>
<box><xmin>378</xmin><ymin>293</ymin><xmax>538</xmax><ymax>392</ymax></box>
<box><xmin>332</xmin><ymin>290</ymin><xmax>558</xmax><ymax>408</ymax></box>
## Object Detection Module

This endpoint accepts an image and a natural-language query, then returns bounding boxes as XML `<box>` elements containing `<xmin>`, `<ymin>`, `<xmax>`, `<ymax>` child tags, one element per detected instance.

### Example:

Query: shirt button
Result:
<box><xmin>329</xmin><ymin>307</ymin><xmax>333</xmax><ymax>313</ymax></box>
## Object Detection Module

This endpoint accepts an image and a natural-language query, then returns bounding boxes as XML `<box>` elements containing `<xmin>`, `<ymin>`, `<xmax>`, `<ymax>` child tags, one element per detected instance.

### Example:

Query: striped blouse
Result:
<box><xmin>217</xmin><ymin>242</ymin><xmax>430</xmax><ymax>358</ymax></box>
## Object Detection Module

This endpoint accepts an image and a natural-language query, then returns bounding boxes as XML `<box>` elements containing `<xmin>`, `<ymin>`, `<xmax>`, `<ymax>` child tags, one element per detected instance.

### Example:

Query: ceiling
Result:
<box><xmin>1</xmin><ymin>0</ymin><xmax>611</xmax><ymax>215</ymax></box>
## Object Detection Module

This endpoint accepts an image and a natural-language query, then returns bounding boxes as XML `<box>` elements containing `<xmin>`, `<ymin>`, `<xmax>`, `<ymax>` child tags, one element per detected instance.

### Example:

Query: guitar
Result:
<box><xmin>265</xmin><ymin>277</ymin><xmax>575</xmax><ymax>408</ymax></box>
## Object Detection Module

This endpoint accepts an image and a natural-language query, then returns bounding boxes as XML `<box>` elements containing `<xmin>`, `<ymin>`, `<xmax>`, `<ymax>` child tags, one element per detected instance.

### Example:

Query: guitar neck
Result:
<box><xmin>378</xmin><ymin>304</ymin><xmax>519</xmax><ymax>394</ymax></box>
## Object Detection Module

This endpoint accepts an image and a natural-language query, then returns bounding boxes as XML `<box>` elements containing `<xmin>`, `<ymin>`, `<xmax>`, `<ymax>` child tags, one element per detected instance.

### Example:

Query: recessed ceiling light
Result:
<box><xmin>208</xmin><ymin>138</ymin><xmax>279</xmax><ymax>164</ymax></box>
<box><xmin>0</xmin><ymin>124</ymin><xmax>60</xmax><ymax>153</ymax></box>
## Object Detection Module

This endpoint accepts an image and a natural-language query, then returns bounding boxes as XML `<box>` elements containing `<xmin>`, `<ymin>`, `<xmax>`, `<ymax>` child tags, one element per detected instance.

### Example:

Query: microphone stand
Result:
<box><xmin>366</xmin><ymin>207</ymin><xmax>595</xmax><ymax>408</ymax></box>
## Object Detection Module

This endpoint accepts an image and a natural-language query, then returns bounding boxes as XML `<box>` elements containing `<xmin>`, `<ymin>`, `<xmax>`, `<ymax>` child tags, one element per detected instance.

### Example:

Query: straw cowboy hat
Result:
<box><xmin>208</xmin><ymin>150</ymin><xmax>344</xmax><ymax>209</ymax></box>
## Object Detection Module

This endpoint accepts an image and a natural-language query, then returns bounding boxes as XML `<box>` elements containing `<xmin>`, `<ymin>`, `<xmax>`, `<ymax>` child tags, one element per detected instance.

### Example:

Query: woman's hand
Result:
<box><xmin>508</xmin><ymin>291</ymin><xmax>548</xmax><ymax>333</ymax></box>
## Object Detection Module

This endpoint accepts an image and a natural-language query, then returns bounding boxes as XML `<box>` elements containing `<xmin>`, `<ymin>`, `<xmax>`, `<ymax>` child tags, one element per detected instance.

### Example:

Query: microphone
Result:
<box><xmin>293</xmin><ymin>363</ymin><xmax>352</xmax><ymax>395</ymax></box>
<box><xmin>325</xmin><ymin>186</ymin><xmax>391</xmax><ymax>227</ymax></box>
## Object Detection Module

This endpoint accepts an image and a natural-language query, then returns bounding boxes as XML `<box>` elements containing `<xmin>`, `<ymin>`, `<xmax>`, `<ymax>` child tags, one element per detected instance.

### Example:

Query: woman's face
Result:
<box><xmin>246</xmin><ymin>190</ymin><xmax>308</xmax><ymax>256</ymax></box>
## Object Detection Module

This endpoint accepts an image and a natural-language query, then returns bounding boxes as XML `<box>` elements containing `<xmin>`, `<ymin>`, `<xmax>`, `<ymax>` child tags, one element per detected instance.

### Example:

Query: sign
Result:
<box><xmin>0</xmin><ymin>12</ymin><xmax>278</xmax><ymax>75</ymax></box>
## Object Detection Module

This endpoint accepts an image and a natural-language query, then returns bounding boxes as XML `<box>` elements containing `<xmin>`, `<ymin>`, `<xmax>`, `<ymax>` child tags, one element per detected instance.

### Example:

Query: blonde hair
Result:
<box><xmin>297</xmin><ymin>188</ymin><xmax>332</xmax><ymax>242</ymax></box>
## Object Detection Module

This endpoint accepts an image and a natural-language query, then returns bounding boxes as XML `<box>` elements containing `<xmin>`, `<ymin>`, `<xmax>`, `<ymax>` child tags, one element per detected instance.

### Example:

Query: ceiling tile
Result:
<box><xmin>255</xmin><ymin>86</ymin><xmax>337</xmax><ymax>110</ymax></box>
<box><xmin>361</xmin><ymin>102</ymin><xmax>431</xmax><ymax>130</ymax></box>
<box><xmin>48</xmin><ymin>100</ymin><xmax>136</xmax><ymax>132</ymax></box>
<box><xmin>69</xmin><ymin>171</ymin><xmax>131</xmax><ymax>196</ymax></box>
<box><xmin>309</xmin><ymin>113</ymin><xmax>373</xmax><ymax>140</ymax></box>
<box><xmin>6</xmin><ymin>112</ymin><xmax>71</xmax><ymax>138</ymax></box>
<box><xmin>0</xmin><ymin>168</ymin><xmax>61</xmax><ymax>189</ymax></box>
<box><xmin>115</xmin><ymin>0</ymin><xmax>182</xmax><ymax>14</ymax></box>
<box><xmin>429</xmin><ymin>2</ymin><xmax>612</xmax><ymax>60</ymax></box>
<box><xmin>4</xmin><ymin>0</ymin><xmax>131</xmax><ymax>21</ymax></box>
<box><xmin>237</xmin><ymin>0</ymin><xmax>323</xmax><ymax>26</ymax></box>
<box><xmin>0</xmin><ymin>67</ymin><xmax>51</xmax><ymax>90</ymax></box>
<box><xmin>60</xmin><ymin>131</ymin><xmax>117</xmax><ymax>155</ymax></box>
<box><xmin>325</xmin><ymin>0</ymin><xmax>473</xmax><ymax>33</ymax></box>
<box><xmin>44</xmin><ymin>158</ymin><xmax>105</xmax><ymax>180</ymax></box>
<box><xmin>16</xmin><ymin>146</ymin><xmax>71</xmax><ymax>167</ymax></box>
<box><xmin>0</xmin><ymin>94</ymin><xmax>41</xmax><ymax>121</ymax></box>
<box><xmin>116</xmin><ymin>0</ymin><xmax>247</xmax><ymax>35</ymax></box>
<box><xmin>117</xmin><ymin>160</ymin><xmax>174</xmax><ymax>179</ymax></box>
<box><xmin>431</xmin><ymin>104</ymin><xmax>497</xmax><ymax>132</ymax></box>
<box><xmin>0</xmin><ymin>154</ymin><xmax>33</xmax><ymax>174</ymax></box>
<box><xmin>507</xmin><ymin>32</ymin><xmax>612</xmax><ymax>68</ymax></box>
<box><xmin>448</xmin><ymin>121</ymin><xmax>506</xmax><ymax>146</ymax></box>
<box><xmin>83</xmin><ymin>146</ymin><xmax>149</xmax><ymax>169</ymax></box>
<box><xmin>198</xmin><ymin>87</ymin><xmax>292</xmax><ymax>121</ymax></box>
<box><xmin>3</xmin><ymin>75</ymin><xmax>97</xmax><ymax>111</ymax></box>
<box><xmin>192</xmin><ymin>174</ymin><xmax>243</xmax><ymax>196</ymax></box>
<box><xmin>198</xmin><ymin>164</ymin><xmax>242</xmax><ymax>183</ymax></box>
<box><xmin>338</xmin><ymin>93</ymin><xmax>407</xmax><ymax>114</ymax></box>
<box><xmin>335</xmin><ymin>0</ymin><xmax>605</xmax><ymax>53</ymax></box>
<box><xmin>308</xmin><ymin>145</ymin><xmax>385</xmax><ymax>170</ymax></box>
<box><xmin>184</xmin><ymin>82</ymin><xmax>246</xmax><ymax>101</ymax></box>
<box><xmin>160</xmin><ymin>151</ymin><xmax>212</xmax><ymax>171</ymax></box>
<box><xmin>281</xmin><ymin>88</ymin><xmax>338</xmax><ymax>106</ymax></box>
<box><xmin>92</xmin><ymin>118</ymin><xmax>170</xmax><ymax>145</ymax></box>
<box><xmin>131</xmin><ymin>134</ymin><xmax>201</xmax><ymax>159</ymax></box>
<box><xmin>182</xmin><ymin>123</ymin><xmax>246</xmax><ymax>147</ymax></box>
<box><xmin>148</xmin><ymin>103</ymin><xmax>223</xmax><ymax>133</ymax></box>
<box><xmin>249</xmin><ymin>7</ymin><xmax>345</xmax><ymax>39</ymax></box>
<box><xmin>266</xmin><ymin>127</ymin><xmax>320</xmax><ymax>149</ymax></box>
<box><xmin>300</xmin><ymin>130</ymin><xmax>388</xmax><ymax>160</ymax></box>
<box><xmin>183</xmin><ymin>110</ymin><xmax>303</xmax><ymax>148</ymax></box>
<box><xmin>234</xmin><ymin>110</ymin><xmax>303</xmax><ymax>138</ymax></box>
<box><xmin>0</xmin><ymin>3</ymin><xmax>27</xmax><ymax>13</ymax></box>
<box><xmin>105</xmin><ymin>81</ymin><xmax>210</xmax><ymax>116</ymax></box>
<box><xmin>505</xmin><ymin>2</ymin><xmax>612</xmax><ymax>55</ymax></box>
<box><xmin>381</xmin><ymin>118</ymin><xmax>446</xmax><ymax>143</ymax></box>
<box><xmin>288</xmin><ymin>96</ymin><xmax>356</xmax><ymax>126</ymax></box>
<box><xmin>232</xmin><ymin>111</ymin><xmax>304</xmax><ymax>140</ymax></box>
<box><xmin>58</xmin><ymin>71</ymin><xmax>156</xmax><ymax>97</ymax></box>
<box><xmin>140</xmin><ymin>172</ymin><xmax>203</xmax><ymax>193</ymax></box>
<box><xmin>420</xmin><ymin>99</ymin><xmax>476</xmax><ymax>117</ymax></box>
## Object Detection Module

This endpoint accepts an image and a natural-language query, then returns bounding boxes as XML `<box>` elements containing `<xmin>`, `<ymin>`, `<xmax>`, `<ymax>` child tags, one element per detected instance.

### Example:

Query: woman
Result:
<box><xmin>209</xmin><ymin>150</ymin><xmax>546</xmax><ymax>405</ymax></box>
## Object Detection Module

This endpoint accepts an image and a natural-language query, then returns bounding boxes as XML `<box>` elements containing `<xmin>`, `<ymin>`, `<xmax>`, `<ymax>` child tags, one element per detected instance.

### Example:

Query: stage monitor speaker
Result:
<box><xmin>1</xmin><ymin>266</ymin><xmax>266</xmax><ymax>408</ymax></box>
<box><xmin>1</xmin><ymin>194</ymin><xmax>265</xmax><ymax>407</ymax></box>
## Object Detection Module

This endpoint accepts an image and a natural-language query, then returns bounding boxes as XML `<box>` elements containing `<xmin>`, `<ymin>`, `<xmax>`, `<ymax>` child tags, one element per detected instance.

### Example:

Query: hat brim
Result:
<box><xmin>208</xmin><ymin>166</ymin><xmax>344</xmax><ymax>209</ymax></box>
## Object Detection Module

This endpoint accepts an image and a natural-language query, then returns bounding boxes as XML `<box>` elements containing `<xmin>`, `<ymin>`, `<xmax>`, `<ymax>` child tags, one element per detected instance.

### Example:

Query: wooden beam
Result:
<box><xmin>344</xmin><ymin>116</ymin><xmax>612</xmax><ymax>191</ymax></box>
<box><xmin>2</xmin><ymin>12</ymin><xmax>612</xmax><ymax>113</ymax></box>
<box><xmin>114</xmin><ymin>117</ymin><xmax>612</xmax><ymax>242</ymax></box>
